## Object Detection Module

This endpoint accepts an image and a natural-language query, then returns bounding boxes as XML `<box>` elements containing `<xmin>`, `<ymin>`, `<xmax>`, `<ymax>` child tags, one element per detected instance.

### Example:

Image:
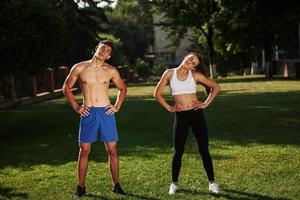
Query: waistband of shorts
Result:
<box><xmin>88</xmin><ymin>106</ymin><xmax>106</xmax><ymax>109</ymax></box>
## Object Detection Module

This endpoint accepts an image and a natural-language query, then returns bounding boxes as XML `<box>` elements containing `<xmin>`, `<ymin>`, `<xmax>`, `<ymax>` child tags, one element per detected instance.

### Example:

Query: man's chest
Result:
<box><xmin>79</xmin><ymin>69</ymin><xmax>112</xmax><ymax>85</ymax></box>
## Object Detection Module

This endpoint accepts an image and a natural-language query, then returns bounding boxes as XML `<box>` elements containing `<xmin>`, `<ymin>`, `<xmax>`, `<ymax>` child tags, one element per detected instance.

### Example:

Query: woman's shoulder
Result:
<box><xmin>191</xmin><ymin>70</ymin><xmax>206</xmax><ymax>78</ymax></box>
<box><xmin>163</xmin><ymin>68</ymin><xmax>175</xmax><ymax>78</ymax></box>
<box><xmin>191</xmin><ymin>70</ymin><xmax>209</xmax><ymax>84</ymax></box>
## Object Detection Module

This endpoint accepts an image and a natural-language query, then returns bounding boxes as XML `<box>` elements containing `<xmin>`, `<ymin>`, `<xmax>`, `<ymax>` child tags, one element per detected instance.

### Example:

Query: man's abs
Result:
<box><xmin>78</xmin><ymin>63</ymin><xmax>114</xmax><ymax>107</ymax></box>
<box><xmin>81</xmin><ymin>84</ymin><xmax>111</xmax><ymax>107</ymax></box>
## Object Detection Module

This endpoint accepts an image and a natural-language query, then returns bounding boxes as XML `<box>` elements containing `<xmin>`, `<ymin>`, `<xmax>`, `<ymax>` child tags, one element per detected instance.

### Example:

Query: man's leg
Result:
<box><xmin>104</xmin><ymin>141</ymin><xmax>119</xmax><ymax>185</ymax></box>
<box><xmin>104</xmin><ymin>142</ymin><xmax>126</xmax><ymax>195</ymax></box>
<box><xmin>78</xmin><ymin>142</ymin><xmax>92</xmax><ymax>187</ymax></box>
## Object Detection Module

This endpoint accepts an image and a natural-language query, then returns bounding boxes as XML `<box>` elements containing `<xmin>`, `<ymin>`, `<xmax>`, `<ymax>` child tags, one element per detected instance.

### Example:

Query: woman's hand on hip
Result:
<box><xmin>194</xmin><ymin>102</ymin><xmax>208</xmax><ymax>110</ymax></box>
<box><xmin>167</xmin><ymin>105</ymin><xmax>176</xmax><ymax>112</ymax></box>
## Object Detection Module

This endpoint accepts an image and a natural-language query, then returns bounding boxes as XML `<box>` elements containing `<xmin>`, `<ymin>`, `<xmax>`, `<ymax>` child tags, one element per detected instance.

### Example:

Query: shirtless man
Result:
<box><xmin>62</xmin><ymin>40</ymin><xmax>127</xmax><ymax>198</ymax></box>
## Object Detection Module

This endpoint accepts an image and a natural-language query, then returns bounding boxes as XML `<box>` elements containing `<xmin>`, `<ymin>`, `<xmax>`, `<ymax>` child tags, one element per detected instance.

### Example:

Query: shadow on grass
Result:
<box><xmin>84</xmin><ymin>193</ymin><xmax>111</xmax><ymax>200</ymax></box>
<box><xmin>85</xmin><ymin>192</ymin><xmax>161</xmax><ymax>200</ymax></box>
<box><xmin>0</xmin><ymin>185</ymin><xmax>28</xmax><ymax>199</ymax></box>
<box><xmin>180</xmin><ymin>188</ymin><xmax>292</xmax><ymax>200</ymax></box>
<box><xmin>0</xmin><ymin>89</ymin><xmax>299</xmax><ymax>169</ymax></box>
<box><xmin>206</xmin><ymin>91</ymin><xmax>300</xmax><ymax>146</ymax></box>
<box><xmin>126</xmin><ymin>192</ymin><xmax>162</xmax><ymax>200</ymax></box>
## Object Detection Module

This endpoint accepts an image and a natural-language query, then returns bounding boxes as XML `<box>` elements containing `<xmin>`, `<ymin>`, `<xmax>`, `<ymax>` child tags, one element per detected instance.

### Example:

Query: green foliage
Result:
<box><xmin>54</xmin><ymin>0</ymin><xmax>108</xmax><ymax>67</ymax></box>
<box><xmin>152</xmin><ymin>59</ymin><xmax>166</xmax><ymax>76</ymax></box>
<box><xmin>154</xmin><ymin>0</ymin><xmax>220</xmax><ymax>65</ymax></box>
<box><xmin>98</xmin><ymin>33</ymin><xmax>121</xmax><ymax>46</ymax></box>
<box><xmin>216</xmin><ymin>0</ymin><xmax>300</xmax><ymax>60</ymax></box>
<box><xmin>97</xmin><ymin>33</ymin><xmax>127</xmax><ymax>66</ymax></box>
<box><xmin>0</xmin><ymin>0</ymin><xmax>64</xmax><ymax>75</ymax></box>
<box><xmin>133</xmin><ymin>58</ymin><xmax>151</xmax><ymax>78</ymax></box>
<box><xmin>154</xmin><ymin>0</ymin><xmax>300</xmax><ymax>74</ymax></box>
<box><xmin>106</xmin><ymin>0</ymin><xmax>154</xmax><ymax>66</ymax></box>
<box><xmin>0</xmin><ymin>0</ymin><xmax>109</xmax><ymax>75</ymax></box>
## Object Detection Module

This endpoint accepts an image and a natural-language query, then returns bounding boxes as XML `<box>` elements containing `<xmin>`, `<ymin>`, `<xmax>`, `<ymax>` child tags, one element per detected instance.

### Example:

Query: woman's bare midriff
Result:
<box><xmin>172</xmin><ymin>93</ymin><xmax>200</xmax><ymax>112</ymax></box>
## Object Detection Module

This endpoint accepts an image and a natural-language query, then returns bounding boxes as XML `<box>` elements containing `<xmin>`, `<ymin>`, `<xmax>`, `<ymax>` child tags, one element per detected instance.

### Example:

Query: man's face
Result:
<box><xmin>95</xmin><ymin>44</ymin><xmax>112</xmax><ymax>60</ymax></box>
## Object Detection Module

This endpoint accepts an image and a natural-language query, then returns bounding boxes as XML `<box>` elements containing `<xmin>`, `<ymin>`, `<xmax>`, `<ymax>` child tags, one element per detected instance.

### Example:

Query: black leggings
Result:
<box><xmin>172</xmin><ymin>109</ymin><xmax>214</xmax><ymax>182</ymax></box>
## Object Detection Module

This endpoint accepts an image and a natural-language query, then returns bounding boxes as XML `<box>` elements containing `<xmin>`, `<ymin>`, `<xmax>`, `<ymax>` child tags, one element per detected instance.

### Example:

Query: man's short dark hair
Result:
<box><xmin>99</xmin><ymin>40</ymin><xmax>113</xmax><ymax>50</ymax></box>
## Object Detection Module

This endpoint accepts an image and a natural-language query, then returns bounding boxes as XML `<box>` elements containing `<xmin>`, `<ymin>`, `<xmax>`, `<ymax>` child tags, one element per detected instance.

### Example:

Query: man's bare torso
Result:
<box><xmin>77</xmin><ymin>61</ymin><xmax>114</xmax><ymax>107</ymax></box>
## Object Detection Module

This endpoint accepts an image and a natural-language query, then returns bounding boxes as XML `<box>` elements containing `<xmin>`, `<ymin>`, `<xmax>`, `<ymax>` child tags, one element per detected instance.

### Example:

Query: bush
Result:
<box><xmin>133</xmin><ymin>58</ymin><xmax>151</xmax><ymax>78</ymax></box>
<box><xmin>152</xmin><ymin>60</ymin><xmax>166</xmax><ymax>76</ymax></box>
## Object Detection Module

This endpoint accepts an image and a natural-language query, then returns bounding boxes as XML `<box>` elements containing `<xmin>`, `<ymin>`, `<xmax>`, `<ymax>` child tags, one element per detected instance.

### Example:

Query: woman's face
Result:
<box><xmin>183</xmin><ymin>54</ymin><xmax>200</xmax><ymax>69</ymax></box>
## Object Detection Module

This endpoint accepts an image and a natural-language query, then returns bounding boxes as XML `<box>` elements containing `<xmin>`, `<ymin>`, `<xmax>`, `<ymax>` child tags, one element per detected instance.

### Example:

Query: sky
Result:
<box><xmin>77</xmin><ymin>0</ymin><xmax>118</xmax><ymax>8</ymax></box>
<box><xmin>99</xmin><ymin>0</ymin><xmax>118</xmax><ymax>8</ymax></box>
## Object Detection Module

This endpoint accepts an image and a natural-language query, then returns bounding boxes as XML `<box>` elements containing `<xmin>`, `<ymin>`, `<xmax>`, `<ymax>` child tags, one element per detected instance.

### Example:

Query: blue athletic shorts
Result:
<box><xmin>78</xmin><ymin>107</ymin><xmax>119</xmax><ymax>143</ymax></box>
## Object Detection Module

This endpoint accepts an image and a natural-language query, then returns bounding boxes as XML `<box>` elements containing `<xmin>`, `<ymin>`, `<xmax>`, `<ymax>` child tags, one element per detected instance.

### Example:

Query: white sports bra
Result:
<box><xmin>170</xmin><ymin>68</ymin><xmax>197</xmax><ymax>95</ymax></box>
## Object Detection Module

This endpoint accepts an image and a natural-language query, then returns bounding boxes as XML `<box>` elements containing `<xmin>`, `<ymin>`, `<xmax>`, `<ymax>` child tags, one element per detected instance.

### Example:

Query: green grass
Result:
<box><xmin>0</xmin><ymin>75</ymin><xmax>300</xmax><ymax>200</ymax></box>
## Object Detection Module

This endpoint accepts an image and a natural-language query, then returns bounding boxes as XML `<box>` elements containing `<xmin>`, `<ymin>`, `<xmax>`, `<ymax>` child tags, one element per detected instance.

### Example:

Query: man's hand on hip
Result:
<box><xmin>75</xmin><ymin>105</ymin><xmax>90</xmax><ymax>116</ymax></box>
<box><xmin>105</xmin><ymin>104</ymin><xmax>119</xmax><ymax>115</ymax></box>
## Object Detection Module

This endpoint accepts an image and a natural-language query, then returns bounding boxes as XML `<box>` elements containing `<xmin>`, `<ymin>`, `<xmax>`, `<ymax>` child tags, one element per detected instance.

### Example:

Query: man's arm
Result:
<box><xmin>105</xmin><ymin>68</ymin><xmax>127</xmax><ymax>115</ymax></box>
<box><xmin>62</xmin><ymin>64</ymin><xmax>89</xmax><ymax>116</ymax></box>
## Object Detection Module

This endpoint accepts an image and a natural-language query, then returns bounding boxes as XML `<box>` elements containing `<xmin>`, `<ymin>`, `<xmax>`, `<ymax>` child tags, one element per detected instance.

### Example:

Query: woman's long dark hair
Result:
<box><xmin>189</xmin><ymin>52</ymin><xmax>211</xmax><ymax>95</ymax></box>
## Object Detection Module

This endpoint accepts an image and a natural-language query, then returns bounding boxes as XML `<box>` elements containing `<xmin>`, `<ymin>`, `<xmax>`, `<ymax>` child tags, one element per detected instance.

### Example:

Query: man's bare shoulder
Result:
<box><xmin>102</xmin><ymin>63</ymin><xmax>115</xmax><ymax>69</ymax></box>
<box><xmin>102</xmin><ymin>63</ymin><xmax>118</xmax><ymax>73</ymax></box>
<box><xmin>71</xmin><ymin>60</ymin><xmax>91</xmax><ymax>73</ymax></box>
<box><xmin>74</xmin><ymin>60</ymin><xmax>91</xmax><ymax>69</ymax></box>
<box><xmin>72</xmin><ymin>60</ymin><xmax>91</xmax><ymax>71</ymax></box>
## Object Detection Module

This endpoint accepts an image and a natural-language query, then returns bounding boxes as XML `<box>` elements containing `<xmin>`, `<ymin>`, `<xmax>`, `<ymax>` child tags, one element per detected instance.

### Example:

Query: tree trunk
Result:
<box><xmin>207</xmin><ymin>27</ymin><xmax>214</xmax><ymax>79</ymax></box>
<box><xmin>264</xmin><ymin>44</ymin><xmax>272</xmax><ymax>78</ymax></box>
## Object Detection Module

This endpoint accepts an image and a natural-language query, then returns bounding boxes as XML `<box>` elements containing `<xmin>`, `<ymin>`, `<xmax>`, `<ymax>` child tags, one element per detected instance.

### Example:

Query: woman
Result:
<box><xmin>153</xmin><ymin>52</ymin><xmax>220</xmax><ymax>194</ymax></box>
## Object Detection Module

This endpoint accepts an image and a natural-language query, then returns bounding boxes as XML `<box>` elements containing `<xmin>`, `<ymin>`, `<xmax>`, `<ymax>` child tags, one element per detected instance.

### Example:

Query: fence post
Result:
<box><xmin>46</xmin><ymin>68</ymin><xmax>55</xmax><ymax>93</ymax></box>
<box><xmin>295</xmin><ymin>62</ymin><xmax>300</xmax><ymax>79</ymax></box>
<box><xmin>58</xmin><ymin>66</ymin><xmax>69</xmax><ymax>88</ymax></box>
<box><xmin>7</xmin><ymin>75</ymin><xmax>17</xmax><ymax>103</ymax></box>
<box><xmin>30</xmin><ymin>76</ymin><xmax>37</xmax><ymax>97</ymax></box>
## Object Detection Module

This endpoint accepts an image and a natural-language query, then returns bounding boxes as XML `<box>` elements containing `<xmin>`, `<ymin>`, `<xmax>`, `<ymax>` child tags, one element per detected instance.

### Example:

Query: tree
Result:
<box><xmin>154</xmin><ymin>0</ymin><xmax>300</xmax><ymax>76</ymax></box>
<box><xmin>251</xmin><ymin>0</ymin><xmax>300</xmax><ymax>61</ymax></box>
<box><xmin>0</xmin><ymin>0</ymin><xmax>64</xmax><ymax>75</ymax></box>
<box><xmin>215</xmin><ymin>0</ymin><xmax>300</xmax><ymax>74</ymax></box>
<box><xmin>153</xmin><ymin>0</ymin><xmax>220</xmax><ymax>78</ymax></box>
<box><xmin>214</xmin><ymin>0</ymin><xmax>256</xmax><ymax>74</ymax></box>
<box><xmin>54</xmin><ymin>0</ymin><xmax>108</xmax><ymax>67</ymax></box>
<box><xmin>106</xmin><ymin>0</ymin><xmax>154</xmax><ymax>66</ymax></box>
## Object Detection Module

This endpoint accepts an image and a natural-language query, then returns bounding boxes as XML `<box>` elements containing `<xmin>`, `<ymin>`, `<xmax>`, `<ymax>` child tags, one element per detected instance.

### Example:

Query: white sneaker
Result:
<box><xmin>209</xmin><ymin>183</ymin><xmax>219</xmax><ymax>193</ymax></box>
<box><xmin>168</xmin><ymin>183</ymin><xmax>178</xmax><ymax>195</ymax></box>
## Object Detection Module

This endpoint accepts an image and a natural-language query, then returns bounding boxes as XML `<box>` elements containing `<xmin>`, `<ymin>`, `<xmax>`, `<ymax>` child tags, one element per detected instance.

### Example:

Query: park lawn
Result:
<box><xmin>0</xmin><ymin>75</ymin><xmax>299</xmax><ymax>200</ymax></box>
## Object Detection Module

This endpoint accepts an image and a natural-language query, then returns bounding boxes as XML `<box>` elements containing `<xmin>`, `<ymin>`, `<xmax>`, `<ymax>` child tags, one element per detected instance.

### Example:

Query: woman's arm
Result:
<box><xmin>193</xmin><ymin>72</ymin><xmax>220</xmax><ymax>109</ymax></box>
<box><xmin>153</xmin><ymin>70</ymin><xmax>175</xmax><ymax>112</ymax></box>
